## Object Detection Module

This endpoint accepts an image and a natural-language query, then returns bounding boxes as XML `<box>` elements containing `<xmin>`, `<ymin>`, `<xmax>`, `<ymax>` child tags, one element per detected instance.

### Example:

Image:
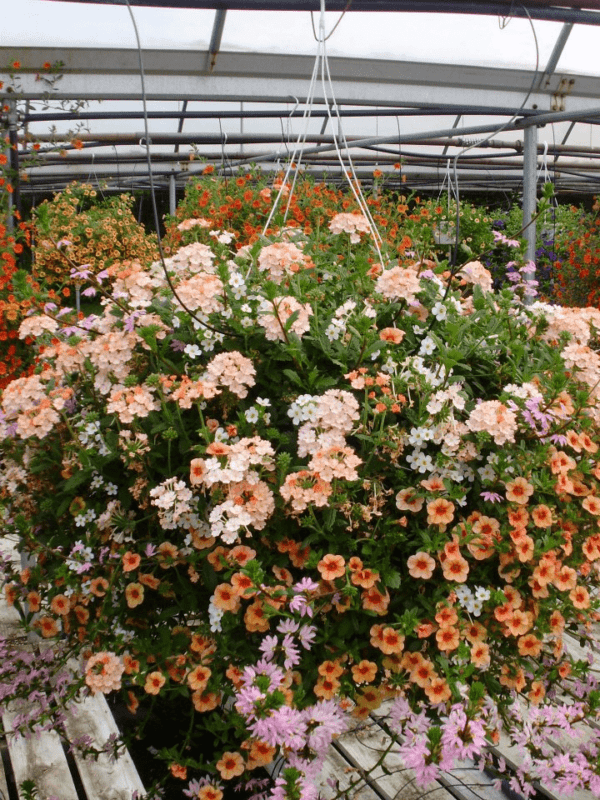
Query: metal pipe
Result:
<box><xmin>21</xmin><ymin>106</ymin><xmax>540</xmax><ymax>123</ymax></box>
<box><xmin>523</xmin><ymin>125</ymin><xmax>538</xmax><ymax>292</ymax></box>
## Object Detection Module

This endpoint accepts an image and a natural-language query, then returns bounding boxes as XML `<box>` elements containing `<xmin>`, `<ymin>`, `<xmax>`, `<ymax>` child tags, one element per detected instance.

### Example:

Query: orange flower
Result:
<box><xmin>582</xmin><ymin>495</ymin><xmax>600</xmax><ymax>516</ymax></box>
<box><xmin>379</xmin><ymin>327</ymin><xmax>404</xmax><ymax>344</ymax></box>
<box><xmin>247</xmin><ymin>739</ymin><xmax>276</xmax><ymax>768</ymax></box>
<box><xmin>123</xmin><ymin>655</ymin><xmax>140</xmax><ymax>674</ymax></box>
<box><xmin>499</xmin><ymin>665</ymin><xmax>526</xmax><ymax>692</ymax></box>
<box><xmin>361</xmin><ymin>586</ymin><xmax>390</xmax><ymax>614</ymax></box>
<box><xmin>348</xmin><ymin>556</ymin><xmax>363</xmax><ymax>571</ymax></box>
<box><xmin>354</xmin><ymin>687</ymin><xmax>382</xmax><ymax>711</ymax></box>
<box><xmin>138</xmin><ymin>573</ymin><xmax>161</xmax><ymax>590</ymax></box>
<box><xmin>244</xmin><ymin>600</ymin><xmax>270</xmax><ymax>632</ymax></box>
<box><xmin>504</xmin><ymin>608</ymin><xmax>533</xmax><ymax>637</ymax></box>
<box><xmin>192</xmin><ymin>691</ymin><xmax>220</xmax><ymax>712</ymax></box>
<box><xmin>350</xmin><ymin>568</ymin><xmax>379</xmax><ymax>589</ymax></box>
<box><xmin>569</xmin><ymin>585</ymin><xmax>590</xmax><ymax>609</ymax></box>
<box><xmin>198</xmin><ymin>787</ymin><xmax>223</xmax><ymax>800</ymax></box>
<box><xmin>531</xmin><ymin>504</ymin><xmax>553</xmax><ymax>528</ymax></box>
<box><xmin>317</xmin><ymin>554</ymin><xmax>345</xmax><ymax>581</ymax></box>
<box><xmin>441</xmin><ymin>556</ymin><xmax>469</xmax><ymax>583</ymax></box>
<box><xmin>126</xmin><ymin>690</ymin><xmax>139</xmax><ymax>714</ymax></box>
<box><xmin>170</xmin><ymin>764</ymin><xmax>188</xmax><ymax>780</ymax></box>
<box><xmin>125</xmin><ymin>582</ymin><xmax>144</xmax><ymax>608</ymax></box>
<box><xmin>426</xmin><ymin>498</ymin><xmax>455</xmax><ymax>526</ymax></box>
<box><xmin>435</xmin><ymin>626</ymin><xmax>460</xmax><ymax>652</ymax></box>
<box><xmin>553</xmin><ymin>565</ymin><xmax>577</xmax><ymax>592</ymax></box>
<box><xmin>351</xmin><ymin>660</ymin><xmax>377</xmax><ymax>684</ymax></box>
<box><xmin>314</xmin><ymin>675</ymin><xmax>340</xmax><ymax>700</ymax></box>
<box><xmin>50</xmin><ymin>594</ymin><xmax>70</xmax><ymax>616</ymax></box>
<box><xmin>90</xmin><ymin>577</ymin><xmax>109</xmax><ymax>596</ymax></box>
<box><xmin>378</xmin><ymin>626</ymin><xmax>405</xmax><ymax>654</ymax></box>
<box><xmin>528</xmin><ymin>681</ymin><xmax>546</xmax><ymax>705</ymax></box>
<box><xmin>216</xmin><ymin>751</ymin><xmax>245</xmax><ymax>780</ymax></box>
<box><xmin>36</xmin><ymin>616</ymin><xmax>60</xmax><ymax>638</ymax></box>
<box><xmin>515</xmin><ymin>535</ymin><xmax>535</xmax><ymax>562</ymax></box>
<box><xmin>549</xmin><ymin>611</ymin><xmax>565</xmax><ymax>635</ymax></box>
<box><xmin>424</xmin><ymin>677</ymin><xmax>451</xmax><ymax>704</ymax></box>
<box><xmin>318</xmin><ymin>660</ymin><xmax>344</xmax><ymax>679</ymax></box>
<box><xmin>415</xmin><ymin>620</ymin><xmax>436</xmax><ymax>638</ymax></box>
<box><xmin>435</xmin><ymin>605</ymin><xmax>458</xmax><ymax>628</ymax></box>
<box><xmin>464</xmin><ymin>621</ymin><xmax>487</xmax><ymax>643</ymax></box>
<box><xmin>395</xmin><ymin>488</ymin><xmax>424</xmax><ymax>512</ymax></box>
<box><xmin>505</xmin><ymin>477</ymin><xmax>534</xmax><ymax>504</ymax></box>
<box><xmin>231</xmin><ymin>572</ymin><xmax>255</xmax><ymax>597</ymax></box>
<box><xmin>213</xmin><ymin>583</ymin><xmax>241</xmax><ymax>612</ymax></box>
<box><xmin>470</xmin><ymin>642</ymin><xmax>490</xmax><ymax>668</ymax></box>
<box><xmin>188</xmin><ymin>665</ymin><xmax>212</xmax><ymax>691</ymax></box>
<box><xmin>517</xmin><ymin>633</ymin><xmax>543</xmax><ymax>657</ymax></box>
<box><xmin>27</xmin><ymin>591</ymin><xmax>41</xmax><ymax>612</ymax></box>
<box><xmin>122</xmin><ymin>551</ymin><xmax>141</xmax><ymax>572</ymax></box>
<box><xmin>144</xmin><ymin>671</ymin><xmax>166</xmax><ymax>695</ymax></box>
<box><xmin>410</xmin><ymin>658</ymin><xmax>436</xmax><ymax>688</ymax></box>
<box><xmin>507</xmin><ymin>507</ymin><xmax>529</xmax><ymax>527</ymax></box>
<box><xmin>407</xmin><ymin>551</ymin><xmax>436</xmax><ymax>579</ymax></box>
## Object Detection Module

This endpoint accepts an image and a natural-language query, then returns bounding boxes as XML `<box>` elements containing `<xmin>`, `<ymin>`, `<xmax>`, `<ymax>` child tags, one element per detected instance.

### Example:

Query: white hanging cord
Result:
<box><xmin>538</xmin><ymin>140</ymin><xmax>549</xmax><ymax>183</ymax></box>
<box><xmin>261</xmin><ymin>54</ymin><xmax>321</xmax><ymax>234</ymax></box>
<box><xmin>318</xmin><ymin>0</ymin><xmax>386</xmax><ymax>264</ymax></box>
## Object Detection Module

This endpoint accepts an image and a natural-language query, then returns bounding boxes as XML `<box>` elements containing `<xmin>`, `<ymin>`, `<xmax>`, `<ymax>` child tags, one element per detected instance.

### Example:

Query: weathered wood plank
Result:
<box><xmin>320</xmin><ymin>744</ymin><xmax>382</xmax><ymax>800</ymax></box>
<box><xmin>2</xmin><ymin>710</ymin><xmax>80</xmax><ymax>800</ymax></box>
<box><xmin>333</xmin><ymin>715</ymin><xmax>452</xmax><ymax>800</ymax></box>
<box><xmin>0</xmin><ymin>745</ymin><xmax>12</xmax><ymax>800</ymax></box>
<box><xmin>62</xmin><ymin>693</ymin><xmax>145</xmax><ymax>800</ymax></box>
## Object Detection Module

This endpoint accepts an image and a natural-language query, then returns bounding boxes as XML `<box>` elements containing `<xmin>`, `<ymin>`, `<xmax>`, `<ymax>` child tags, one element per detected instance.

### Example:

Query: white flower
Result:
<box><xmin>381</xmin><ymin>357</ymin><xmax>397</xmax><ymax>374</ymax></box>
<box><xmin>241</xmin><ymin>317</ymin><xmax>253</xmax><ymax>328</ymax></box>
<box><xmin>325</xmin><ymin>321</ymin><xmax>344</xmax><ymax>342</ymax></box>
<box><xmin>478</xmin><ymin>464</ymin><xmax>496</xmax><ymax>482</ymax></box>
<box><xmin>214</xmin><ymin>427</ymin><xmax>230</xmax><ymax>442</ymax></box>
<box><xmin>419</xmin><ymin>336</ymin><xmax>436</xmax><ymax>356</ymax></box>
<box><xmin>184</xmin><ymin>344</ymin><xmax>202</xmax><ymax>359</ymax></box>
<box><xmin>431</xmin><ymin>302</ymin><xmax>447</xmax><ymax>321</ymax></box>
<box><xmin>256</xmin><ymin>397</ymin><xmax>271</xmax><ymax>407</ymax></box>
<box><xmin>408</xmin><ymin>427</ymin><xmax>432</xmax><ymax>447</ymax></box>
<box><xmin>245</xmin><ymin>408</ymin><xmax>259</xmax><ymax>424</ymax></box>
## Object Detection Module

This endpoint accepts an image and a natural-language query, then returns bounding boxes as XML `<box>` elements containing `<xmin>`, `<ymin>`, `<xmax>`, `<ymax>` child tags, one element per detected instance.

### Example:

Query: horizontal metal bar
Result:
<box><xmin>49</xmin><ymin>0</ymin><xmax>600</xmax><ymax>26</ymax></box>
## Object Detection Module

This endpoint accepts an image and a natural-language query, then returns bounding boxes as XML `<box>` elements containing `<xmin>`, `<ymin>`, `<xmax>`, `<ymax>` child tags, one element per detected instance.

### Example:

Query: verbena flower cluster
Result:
<box><xmin>2</xmin><ymin>177</ymin><xmax>600</xmax><ymax>799</ymax></box>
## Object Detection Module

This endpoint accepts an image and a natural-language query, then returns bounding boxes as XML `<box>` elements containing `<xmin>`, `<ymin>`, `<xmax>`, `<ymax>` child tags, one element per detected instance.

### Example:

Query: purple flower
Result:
<box><xmin>480</xmin><ymin>491</ymin><xmax>503</xmax><ymax>503</ymax></box>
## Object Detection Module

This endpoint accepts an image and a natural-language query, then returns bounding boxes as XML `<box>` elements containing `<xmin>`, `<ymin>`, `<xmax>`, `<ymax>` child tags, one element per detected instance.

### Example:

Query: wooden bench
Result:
<box><xmin>0</xmin><ymin>538</ymin><xmax>146</xmax><ymax>800</ymax></box>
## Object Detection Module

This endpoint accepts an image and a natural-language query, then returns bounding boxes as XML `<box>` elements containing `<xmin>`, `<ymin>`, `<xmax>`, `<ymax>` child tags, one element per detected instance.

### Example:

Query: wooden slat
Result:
<box><xmin>0</xmin><ymin>745</ymin><xmax>12</xmax><ymax>800</ymax></box>
<box><xmin>62</xmin><ymin>693</ymin><xmax>145</xmax><ymax>800</ymax></box>
<box><xmin>2</xmin><ymin>710</ymin><xmax>80</xmax><ymax>800</ymax></box>
<box><xmin>320</xmin><ymin>745</ymin><xmax>382</xmax><ymax>800</ymax></box>
<box><xmin>332</xmin><ymin>715</ymin><xmax>452</xmax><ymax>800</ymax></box>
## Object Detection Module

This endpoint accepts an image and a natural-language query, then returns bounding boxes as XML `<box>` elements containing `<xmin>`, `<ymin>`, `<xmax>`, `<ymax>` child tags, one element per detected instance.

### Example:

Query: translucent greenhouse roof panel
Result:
<box><xmin>4</xmin><ymin>0</ymin><xmax>599</xmax><ymax>76</ymax></box>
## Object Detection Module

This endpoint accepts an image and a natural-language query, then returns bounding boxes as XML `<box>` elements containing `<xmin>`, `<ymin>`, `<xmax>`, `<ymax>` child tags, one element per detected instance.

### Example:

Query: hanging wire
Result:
<box><xmin>449</xmin><ymin>4</ymin><xmax>541</xmax><ymax>266</ymax></box>
<box><xmin>123</xmin><ymin>0</ymin><xmax>243</xmax><ymax>339</ymax></box>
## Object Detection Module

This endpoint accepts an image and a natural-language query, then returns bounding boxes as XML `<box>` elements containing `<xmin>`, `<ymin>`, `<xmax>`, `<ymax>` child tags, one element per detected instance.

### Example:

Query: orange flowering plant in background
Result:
<box><xmin>3</xmin><ymin>170</ymin><xmax>600</xmax><ymax>800</ymax></box>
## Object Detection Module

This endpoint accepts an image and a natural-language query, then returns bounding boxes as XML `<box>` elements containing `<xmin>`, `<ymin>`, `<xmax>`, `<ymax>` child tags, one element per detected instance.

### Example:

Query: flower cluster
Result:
<box><xmin>2</xmin><ymin>174</ymin><xmax>600</xmax><ymax>800</ymax></box>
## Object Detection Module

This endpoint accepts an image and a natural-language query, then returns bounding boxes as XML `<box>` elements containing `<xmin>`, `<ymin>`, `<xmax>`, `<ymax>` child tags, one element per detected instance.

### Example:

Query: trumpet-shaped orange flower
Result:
<box><xmin>317</xmin><ymin>554</ymin><xmax>346</xmax><ymax>581</ymax></box>
<box><xmin>407</xmin><ymin>551</ymin><xmax>436</xmax><ymax>579</ymax></box>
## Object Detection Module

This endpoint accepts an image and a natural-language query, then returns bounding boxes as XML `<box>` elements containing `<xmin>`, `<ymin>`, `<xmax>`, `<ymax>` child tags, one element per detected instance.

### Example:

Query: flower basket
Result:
<box><xmin>2</xmin><ymin>177</ymin><xmax>600</xmax><ymax>800</ymax></box>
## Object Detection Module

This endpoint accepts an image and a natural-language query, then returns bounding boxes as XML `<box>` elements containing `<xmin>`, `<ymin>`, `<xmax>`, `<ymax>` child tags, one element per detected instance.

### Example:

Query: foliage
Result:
<box><xmin>2</xmin><ymin>174</ymin><xmax>600</xmax><ymax>799</ymax></box>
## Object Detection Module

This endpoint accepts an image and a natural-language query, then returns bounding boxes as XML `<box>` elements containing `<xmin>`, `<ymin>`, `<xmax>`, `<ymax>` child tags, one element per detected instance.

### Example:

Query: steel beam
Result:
<box><xmin>47</xmin><ymin>0</ymin><xmax>600</xmax><ymax>26</ymax></box>
<box><xmin>2</xmin><ymin>47</ymin><xmax>598</xmax><ymax>117</ymax></box>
